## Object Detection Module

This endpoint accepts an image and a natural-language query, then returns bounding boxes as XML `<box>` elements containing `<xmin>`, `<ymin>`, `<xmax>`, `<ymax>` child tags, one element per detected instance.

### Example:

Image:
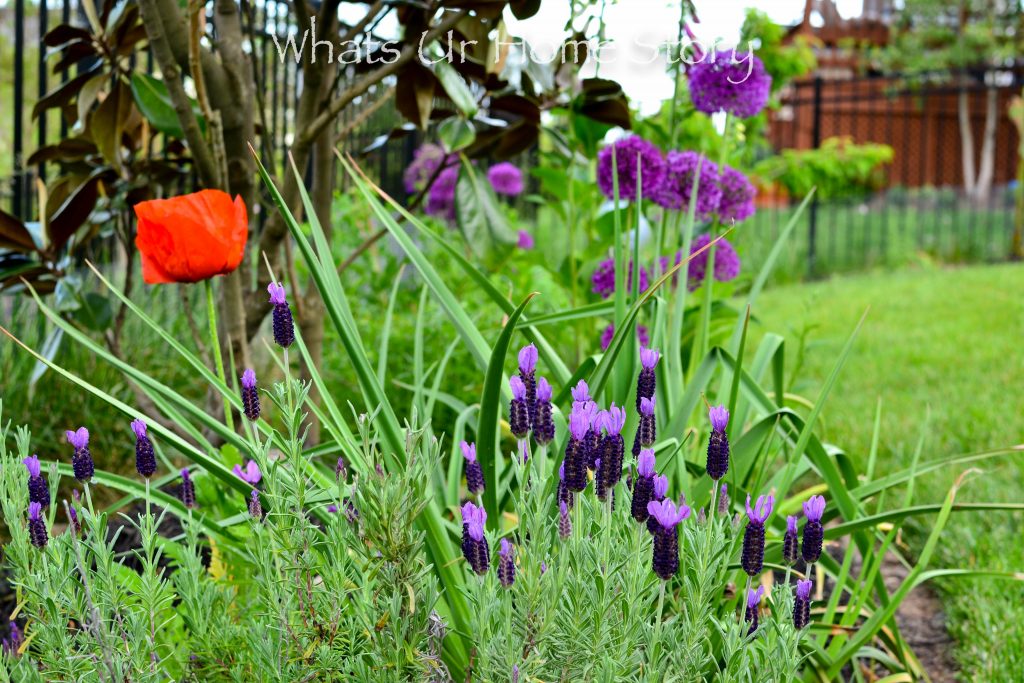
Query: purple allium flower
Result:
<box><xmin>802</xmin><ymin>495</ymin><xmax>826</xmax><ymax>564</ymax></box>
<box><xmin>23</xmin><ymin>455</ymin><xmax>49</xmax><ymax>508</ymax></box>
<box><xmin>688</xmin><ymin>49</ymin><xmax>772</xmax><ymax>119</ymax></box>
<box><xmin>793</xmin><ymin>579</ymin><xmax>812</xmax><ymax>629</ymax></box>
<box><xmin>631</xmin><ymin>448</ymin><xmax>657</xmax><ymax>523</ymax></box>
<box><xmin>131</xmin><ymin>419</ymin><xmax>157</xmax><ymax>479</ymax></box>
<box><xmin>647</xmin><ymin>498</ymin><xmax>691</xmax><ymax>579</ymax></box>
<box><xmin>533</xmin><ymin>377</ymin><xmax>555</xmax><ymax>445</ymax></box>
<box><xmin>558</xmin><ymin>500</ymin><xmax>572</xmax><ymax>540</ymax></box>
<box><xmin>716</xmin><ymin>165</ymin><xmax>757</xmax><ymax>223</ymax></box>
<box><xmin>241</xmin><ymin>368</ymin><xmax>260</xmax><ymax>422</ymax></box>
<box><xmin>460</xmin><ymin>502</ymin><xmax>490</xmax><ymax>574</ymax></box>
<box><xmin>28</xmin><ymin>502</ymin><xmax>47</xmax><ymax>549</ymax></box>
<box><xmin>705</xmin><ymin>405</ymin><xmax>730</xmax><ymax>481</ymax></box>
<box><xmin>180</xmin><ymin>469</ymin><xmax>196</xmax><ymax>509</ymax></box>
<box><xmin>600</xmin><ymin>323</ymin><xmax>650</xmax><ymax>352</ymax></box>
<box><xmin>65</xmin><ymin>426</ymin><xmax>94</xmax><ymax>483</ymax></box>
<box><xmin>487</xmin><ymin>162</ymin><xmax>524</xmax><ymax>197</ymax></box>
<box><xmin>742</xmin><ymin>494</ymin><xmax>773</xmax><ymax>576</ymax></box>
<box><xmin>509</xmin><ymin>376</ymin><xmax>531</xmax><ymax>439</ymax></box>
<box><xmin>745</xmin><ymin>585</ymin><xmax>766</xmax><ymax>635</ymax></box>
<box><xmin>516</xmin><ymin>230</ymin><xmax>534</xmax><ymax>250</ymax></box>
<box><xmin>591</xmin><ymin>258</ymin><xmax>650</xmax><ymax>300</ymax></box>
<box><xmin>2</xmin><ymin>620</ymin><xmax>22</xmax><ymax>658</ymax></box>
<box><xmin>233</xmin><ymin>459</ymin><xmax>262</xmax><ymax>486</ymax></box>
<box><xmin>425</xmin><ymin>165</ymin><xmax>459</xmax><ymax>222</ymax></box>
<box><xmin>518</xmin><ymin>344</ymin><xmax>538</xmax><ymax>428</ymax></box>
<box><xmin>597</xmin><ymin>135</ymin><xmax>667</xmax><ymax>202</ymax></box>
<box><xmin>267</xmin><ymin>282</ymin><xmax>295</xmax><ymax>348</ymax></box>
<box><xmin>653</xmin><ymin>150</ymin><xmax>722</xmax><ymax>219</ymax></box>
<box><xmin>632</xmin><ymin>396</ymin><xmax>657</xmax><ymax>457</ymax></box>
<box><xmin>595</xmin><ymin>405</ymin><xmax>626</xmax><ymax>501</ymax></box>
<box><xmin>498</xmin><ymin>538</ymin><xmax>516</xmax><ymax>587</ymax></box>
<box><xmin>570</xmin><ymin>380</ymin><xmax>591</xmax><ymax>406</ymax></box>
<box><xmin>783</xmin><ymin>515</ymin><xmax>799</xmax><ymax>565</ymax></box>
<box><xmin>461</xmin><ymin>441</ymin><xmax>484</xmax><ymax>495</ymax></box>
<box><xmin>248</xmin><ymin>489</ymin><xmax>263</xmax><ymax>520</ymax></box>
<box><xmin>403</xmin><ymin>143</ymin><xmax>449</xmax><ymax>194</ymax></box>
<box><xmin>717</xmin><ymin>482</ymin><xmax>730</xmax><ymax>515</ymax></box>
<box><xmin>687</xmin><ymin>232</ymin><xmax>742</xmax><ymax>291</ymax></box>
<box><xmin>635</xmin><ymin>347</ymin><xmax>660</xmax><ymax>412</ymax></box>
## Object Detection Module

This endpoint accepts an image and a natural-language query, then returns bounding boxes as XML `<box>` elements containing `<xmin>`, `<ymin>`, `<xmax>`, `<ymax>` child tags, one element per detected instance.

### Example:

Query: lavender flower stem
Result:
<box><xmin>205</xmin><ymin>279</ymin><xmax>234</xmax><ymax>433</ymax></box>
<box><xmin>651</xmin><ymin>580</ymin><xmax>666</xmax><ymax>667</ymax></box>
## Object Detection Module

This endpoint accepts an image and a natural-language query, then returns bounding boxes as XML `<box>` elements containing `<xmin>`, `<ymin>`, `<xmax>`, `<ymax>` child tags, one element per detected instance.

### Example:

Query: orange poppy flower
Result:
<box><xmin>134</xmin><ymin>190</ymin><xmax>248</xmax><ymax>284</ymax></box>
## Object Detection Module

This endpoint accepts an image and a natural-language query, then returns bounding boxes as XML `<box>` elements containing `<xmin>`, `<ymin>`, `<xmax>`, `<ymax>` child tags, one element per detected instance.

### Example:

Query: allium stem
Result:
<box><xmin>205</xmin><ymin>279</ymin><xmax>234</xmax><ymax>433</ymax></box>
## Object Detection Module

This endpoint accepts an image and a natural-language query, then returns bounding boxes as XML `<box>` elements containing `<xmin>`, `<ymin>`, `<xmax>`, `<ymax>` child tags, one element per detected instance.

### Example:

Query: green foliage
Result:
<box><xmin>739</xmin><ymin>9</ymin><xmax>817</xmax><ymax>95</ymax></box>
<box><xmin>753</xmin><ymin>137</ymin><xmax>894</xmax><ymax>200</ymax></box>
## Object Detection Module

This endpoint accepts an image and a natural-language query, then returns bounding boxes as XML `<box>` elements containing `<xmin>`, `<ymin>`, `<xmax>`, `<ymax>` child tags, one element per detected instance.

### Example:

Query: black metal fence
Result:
<box><xmin>752</xmin><ymin>70</ymin><xmax>1023</xmax><ymax>282</ymax></box>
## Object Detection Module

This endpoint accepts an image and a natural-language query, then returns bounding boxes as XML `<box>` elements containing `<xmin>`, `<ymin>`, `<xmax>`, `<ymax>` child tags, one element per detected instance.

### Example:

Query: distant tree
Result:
<box><xmin>881</xmin><ymin>0</ymin><xmax>1024</xmax><ymax>202</ymax></box>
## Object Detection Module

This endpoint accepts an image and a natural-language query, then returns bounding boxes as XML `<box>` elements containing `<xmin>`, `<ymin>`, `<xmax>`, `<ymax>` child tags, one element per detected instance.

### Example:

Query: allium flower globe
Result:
<box><xmin>688</xmin><ymin>50</ymin><xmax>772</xmax><ymax>119</ymax></box>
<box><xmin>597</xmin><ymin>136</ymin><xmax>666</xmax><ymax>202</ymax></box>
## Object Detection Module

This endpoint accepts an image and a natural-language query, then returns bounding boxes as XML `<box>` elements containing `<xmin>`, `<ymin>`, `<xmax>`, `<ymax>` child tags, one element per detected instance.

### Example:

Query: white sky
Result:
<box><xmin>505</xmin><ymin>0</ymin><xmax>866</xmax><ymax>114</ymax></box>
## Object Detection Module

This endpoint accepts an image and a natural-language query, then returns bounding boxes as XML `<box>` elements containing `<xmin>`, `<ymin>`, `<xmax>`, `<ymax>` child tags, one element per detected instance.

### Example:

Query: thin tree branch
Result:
<box><xmin>137</xmin><ymin>0</ymin><xmax>221</xmax><ymax>188</ymax></box>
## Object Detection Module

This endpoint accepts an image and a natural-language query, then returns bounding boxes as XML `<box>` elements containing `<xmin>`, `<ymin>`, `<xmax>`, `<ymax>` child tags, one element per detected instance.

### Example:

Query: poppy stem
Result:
<box><xmin>205</xmin><ymin>279</ymin><xmax>235</xmax><ymax>433</ymax></box>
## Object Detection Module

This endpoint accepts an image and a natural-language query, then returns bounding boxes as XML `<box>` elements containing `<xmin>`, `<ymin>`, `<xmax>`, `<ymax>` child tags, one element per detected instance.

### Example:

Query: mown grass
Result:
<box><xmin>749</xmin><ymin>262</ymin><xmax>1024</xmax><ymax>681</ymax></box>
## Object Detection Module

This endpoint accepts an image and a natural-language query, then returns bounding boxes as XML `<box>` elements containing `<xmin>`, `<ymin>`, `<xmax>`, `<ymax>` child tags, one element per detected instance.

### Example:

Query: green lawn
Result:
<box><xmin>751</xmin><ymin>262</ymin><xmax>1024</xmax><ymax>681</ymax></box>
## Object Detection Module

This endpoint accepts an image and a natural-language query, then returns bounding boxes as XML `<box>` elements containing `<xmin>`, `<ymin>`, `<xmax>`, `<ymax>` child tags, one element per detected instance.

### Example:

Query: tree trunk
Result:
<box><xmin>957</xmin><ymin>87</ymin><xmax>978</xmax><ymax>198</ymax></box>
<box><xmin>972</xmin><ymin>85</ymin><xmax>999</xmax><ymax>204</ymax></box>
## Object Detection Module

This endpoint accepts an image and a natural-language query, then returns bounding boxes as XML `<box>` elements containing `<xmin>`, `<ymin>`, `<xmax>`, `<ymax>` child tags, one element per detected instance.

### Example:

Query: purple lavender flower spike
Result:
<box><xmin>635</xmin><ymin>347</ymin><xmax>660</xmax><ymax>412</ymax></box>
<box><xmin>647</xmin><ymin>474</ymin><xmax>670</xmax><ymax>534</ymax></box>
<box><xmin>267</xmin><ymin>282</ymin><xmax>295</xmax><ymax>348</ymax></box>
<box><xmin>65</xmin><ymin>426</ymin><xmax>94</xmax><ymax>483</ymax></box>
<box><xmin>745</xmin><ymin>585</ymin><xmax>766</xmax><ymax>635</ymax></box>
<box><xmin>563</xmin><ymin>405</ymin><xmax>590</xmax><ymax>492</ymax></box>
<box><xmin>248</xmin><ymin>489</ymin><xmax>263</xmax><ymax>520</ymax></box>
<box><xmin>570</xmin><ymin>380</ymin><xmax>591</xmax><ymax>407</ymax></box>
<box><xmin>630</xmin><ymin>448</ymin><xmax>657</xmax><ymax>523</ymax></box>
<box><xmin>67</xmin><ymin>503</ymin><xmax>81</xmax><ymax>535</ymax></box>
<box><xmin>783</xmin><ymin>515</ymin><xmax>799</xmax><ymax>565</ymax></box>
<box><xmin>488</xmin><ymin>162</ymin><xmax>524</xmax><ymax>197</ymax></box>
<box><xmin>461</xmin><ymin>441</ymin><xmax>484</xmax><ymax>495</ymax></box>
<box><xmin>233</xmin><ymin>459</ymin><xmax>262</xmax><ymax>486</ymax></box>
<box><xmin>706</xmin><ymin>405</ymin><xmax>730</xmax><ymax>481</ymax></box>
<box><xmin>540</xmin><ymin>561</ymin><xmax>547</xmax><ymax>575</ymax></box>
<box><xmin>28</xmin><ymin>502</ymin><xmax>47</xmax><ymax>549</ymax></box>
<box><xmin>509</xmin><ymin>376</ymin><xmax>531</xmax><ymax>439</ymax></box>
<box><xmin>516</xmin><ymin>230</ymin><xmax>534</xmax><ymax>250</ymax></box>
<box><xmin>23</xmin><ymin>455</ymin><xmax>49</xmax><ymax>508</ymax></box>
<box><xmin>558</xmin><ymin>500</ymin><xmax>572</xmax><ymax>540</ymax></box>
<box><xmin>742</xmin><ymin>494</ymin><xmax>774</xmax><ymax>576</ymax></box>
<box><xmin>498</xmin><ymin>538</ymin><xmax>515</xmax><ymax>588</ymax></box>
<box><xmin>460</xmin><ymin>502</ymin><xmax>490</xmax><ymax>574</ymax></box>
<box><xmin>688</xmin><ymin>49</ymin><xmax>772</xmax><ymax>119</ymax></box>
<box><xmin>596</xmin><ymin>404</ymin><xmax>626</xmax><ymax>501</ymax></box>
<box><xmin>557</xmin><ymin>462</ymin><xmax>574</xmax><ymax>510</ymax></box>
<box><xmin>802</xmin><ymin>495</ymin><xmax>826</xmax><ymax>564</ymax></box>
<box><xmin>647</xmin><ymin>498</ymin><xmax>691</xmax><ymax>579</ymax></box>
<box><xmin>581</xmin><ymin>401</ymin><xmax>602</xmax><ymax>471</ymax></box>
<box><xmin>596</xmin><ymin>135</ymin><xmax>667</xmax><ymax>202</ymax></box>
<box><xmin>517</xmin><ymin>344</ymin><xmax>539</xmax><ymax>429</ymax></box>
<box><xmin>533</xmin><ymin>377</ymin><xmax>555</xmax><ymax>445</ymax></box>
<box><xmin>131</xmin><ymin>419</ymin><xmax>157</xmax><ymax>478</ymax></box>
<box><xmin>716</xmin><ymin>165</ymin><xmax>757</xmax><ymax>224</ymax></box>
<box><xmin>653</xmin><ymin>150</ymin><xmax>722</xmax><ymax>219</ymax></box>
<box><xmin>793</xmin><ymin>579</ymin><xmax>812</xmax><ymax>629</ymax></box>
<box><xmin>718</xmin><ymin>483</ymin><xmax>730</xmax><ymax>515</ymax></box>
<box><xmin>633</xmin><ymin>396</ymin><xmax>657</xmax><ymax>457</ymax></box>
<box><xmin>2</xmin><ymin>620</ymin><xmax>23</xmax><ymax>658</ymax></box>
<box><xmin>180</xmin><ymin>469</ymin><xmax>196</xmax><ymax>509</ymax></box>
<box><xmin>241</xmin><ymin>369</ymin><xmax>260</xmax><ymax>421</ymax></box>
